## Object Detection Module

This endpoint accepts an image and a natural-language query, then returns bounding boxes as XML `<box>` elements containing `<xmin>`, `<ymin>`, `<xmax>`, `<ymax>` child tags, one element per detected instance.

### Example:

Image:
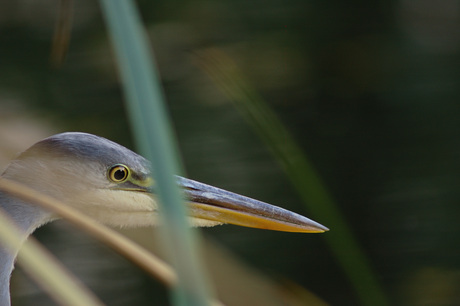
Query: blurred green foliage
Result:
<box><xmin>1</xmin><ymin>0</ymin><xmax>460</xmax><ymax>305</ymax></box>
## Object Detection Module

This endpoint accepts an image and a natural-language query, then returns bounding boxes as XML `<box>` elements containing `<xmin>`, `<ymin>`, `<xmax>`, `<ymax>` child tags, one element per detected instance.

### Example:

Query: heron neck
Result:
<box><xmin>0</xmin><ymin>246</ymin><xmax>15</xmax><ymax>306</ymax></box>
<box><xmin>0</xmin><ymin>191</ymin><xmax>51</xmax><ymax>306</ymax></box>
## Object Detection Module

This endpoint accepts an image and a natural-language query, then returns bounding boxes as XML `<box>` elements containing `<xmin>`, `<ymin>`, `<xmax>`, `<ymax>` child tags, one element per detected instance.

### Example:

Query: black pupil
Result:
<box><xmin>113</xmin><ymin>168</ymin><xmax>126</xmax><ymax>181</ymax></box>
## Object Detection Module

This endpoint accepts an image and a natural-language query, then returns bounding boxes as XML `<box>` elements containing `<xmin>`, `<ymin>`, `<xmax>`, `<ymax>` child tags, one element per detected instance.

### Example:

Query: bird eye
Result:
<box><xmin>108</xmin><ymin>164</ymin><xmax>130</xmax><ymax>182</ymax></box>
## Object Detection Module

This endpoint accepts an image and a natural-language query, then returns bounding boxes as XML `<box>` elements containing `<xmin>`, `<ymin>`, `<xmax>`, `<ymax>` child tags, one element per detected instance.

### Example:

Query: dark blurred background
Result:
<box><xmin>1</xmin><ymin>0</ymin><xmax>460</xmax><ymax>305</ymax></box>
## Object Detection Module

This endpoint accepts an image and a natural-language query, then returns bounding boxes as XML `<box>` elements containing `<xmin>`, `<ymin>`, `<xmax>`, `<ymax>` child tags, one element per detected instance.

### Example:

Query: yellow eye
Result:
<box><xmin>108</xmin><ymin>164</ymin><xmax>130</xmax><ymax>182</ymax></box>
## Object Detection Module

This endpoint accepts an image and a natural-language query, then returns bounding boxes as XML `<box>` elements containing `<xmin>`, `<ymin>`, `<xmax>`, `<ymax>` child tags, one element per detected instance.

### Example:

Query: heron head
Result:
<box><xmin>2</xmin><ymin>132</ymin><xmax>327</xmax><ymax>232</ymax></box>
<box><xmin>2</xmin><ymin>133</ymin><xmax>157</xmax><ymax>226</ymax></box>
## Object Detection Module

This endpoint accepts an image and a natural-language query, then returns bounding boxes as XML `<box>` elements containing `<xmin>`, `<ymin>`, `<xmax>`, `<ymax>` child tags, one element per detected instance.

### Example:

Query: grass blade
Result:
<box><xmin>0</xmin><ymin>179</ymin><xmax>175</xmax><ymax>287</ymax></box>
<box><xmin>0</xmin><ymin>204</ymin><xmax>103</xmax><ymax>306</ymax></box>
<box><xmin>99</xmin><ymin>1</ymin><xmax>213</xmax><ymax>305</ymax></box>
<box><xmin>197</xmin><ymin>48</ymin><xmax>389</xmax><ymax>306</ymax></box>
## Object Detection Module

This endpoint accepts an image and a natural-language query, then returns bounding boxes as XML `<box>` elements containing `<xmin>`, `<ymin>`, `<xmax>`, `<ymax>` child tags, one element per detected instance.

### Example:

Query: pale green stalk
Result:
<box><xmin>99</xmin><ymin>1</ymin><xmax>213</xmax><ymax>305</ymax></box>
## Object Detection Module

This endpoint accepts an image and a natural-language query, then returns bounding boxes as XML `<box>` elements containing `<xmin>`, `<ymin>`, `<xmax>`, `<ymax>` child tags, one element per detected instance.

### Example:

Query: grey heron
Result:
<box><xmin>0</xmin><ymin>132</ymin><xmax>328</xmax><ymax>305</ymax></box>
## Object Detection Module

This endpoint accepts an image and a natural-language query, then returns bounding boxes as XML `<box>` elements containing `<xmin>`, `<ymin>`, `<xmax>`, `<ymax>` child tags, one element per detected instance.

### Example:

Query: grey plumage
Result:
<box><xmin>0</xmin><ymin>132</ymin><xmax>327</xmax><ymax>305</ymax></box>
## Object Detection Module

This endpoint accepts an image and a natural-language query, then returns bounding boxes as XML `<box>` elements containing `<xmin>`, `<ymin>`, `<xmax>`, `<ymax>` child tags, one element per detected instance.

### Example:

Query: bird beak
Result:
<box><xmin>175</xmin><ymin>176</ymin><xmax>328</xmax><ymax>233</ymax></box>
